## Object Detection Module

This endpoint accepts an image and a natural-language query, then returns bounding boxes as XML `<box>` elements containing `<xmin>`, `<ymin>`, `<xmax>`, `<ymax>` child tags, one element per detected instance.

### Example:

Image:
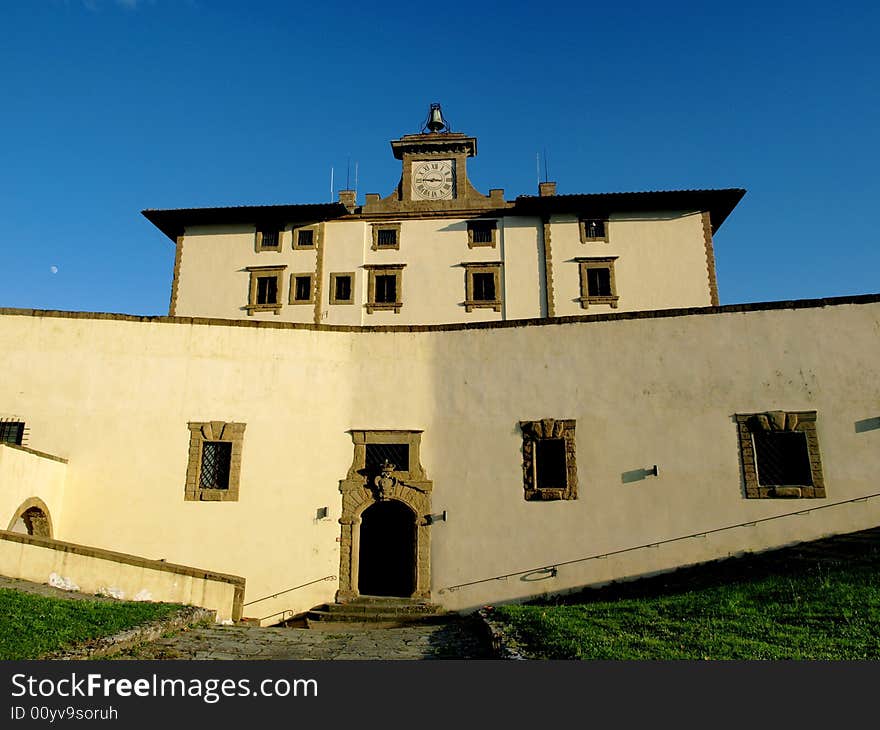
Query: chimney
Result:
<box><xmin>539</xmin><ymin>181</ymin><xmax>557</xmax><ymax>197</ymax></box>
<box><xmin>338</xmin><ymin>189</ymin><xmax>357</xmax><ymax>211</ymax></box>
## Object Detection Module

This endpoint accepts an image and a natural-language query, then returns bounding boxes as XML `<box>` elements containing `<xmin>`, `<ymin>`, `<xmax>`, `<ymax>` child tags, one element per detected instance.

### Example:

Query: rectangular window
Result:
<box><xmin>576</xmin><ymin>257</ymin><xmax>619</xmax><ymax>309</ymax></box>
<box><xmin>290</xmin><ymin>274</ymin><xmax>314</xmax><ymax>304</ymax></box>
<box><xmin>185</xmin><ymin>421</ymin><xmax>246</xmax><ymax>501</ymax></box>
<box><xmin>467</xmin><ymin>220</ymin><xmax>497</xmax><ymax>248</ymax></box>
<box><xmin>375</xmin><ymin>275</ymin><xmax>397</xmax><ymax>303</ymax></box>
<box><xmin>365</xmin><ymin>443</ymin><xmax>410</xmax><ymax>472</ymax></box>
<box><xmin>371</xmin><ymin>223</ymin><xmax>401</xmax><ymax>251</ymax></box>
<box><xmin>472</xmin><ymin>272</ymin><xmax>496</xmax><ymax>301</ymax></box>
<box><xmin>246</xmin><ymin>266</ymin><xmax>286</xmax><ymax>315</ymax></box>
<box><xmin>736</xmin><ymin>411</ymin><xmax>825</xmax><ymax>499</ymax></box>
<box><xmin>520</xmin><ymin>419</ymin><xmax>577</xmax><ymax>501</ymax></box>
<box><xmin>580</xmin><ymin>218</ymin><xmax>608</xmax><ymax>242</ymax></box>
<box><xmin>0</xmin><ymin>421</ymin><xmax>25</xmax><ymax>445</ymax></box>
<box><xmin>297</xmin><ymin>229</ymin><xmax>314</xmax><ymax>248</ymax></box>
<box><xmin>199</xmin><ymin>441</ymin><xmax>232</xmax><ymax>490</ymax></box>
<box><xmin>535</xmin><ymin>438</ymin><xmax>567</xmax><ymax>490</ymax></box>
<box><xmin>377</xmin><ymin>229</ymin><xmax>397</xmax><ymax>248</ymax></box>
<box><xmin>330</xmin><ymin>273</ymin><xmax>354</xmax><ymax>305</ymax></box>
<box><xmin>255</xmin><ymin>228</ymin><xmax>281</xmax><ymax>251</ymax></box>
<box><xmin>463</xmin><ymin>262</ymin><xmax>502</xmax><ymax>312</ymax></box>
<box><xmin>365</xmin><ymin>265</ymin><xmax>404</xmax><ymax>313</ymax></box>
<box><xmin>256</xmin><ymin>276</ymin><xmax>278</xmax><ymax>305</ymax></box>
<box><xmin>586</xmin><ymin>267</ymin><xmax>612</xmax><ymax>297</ymax></box>
<box><xmin>292</xmin><ymin>225</ymin><xmax>321</xmax><ymax>250</ymax></box>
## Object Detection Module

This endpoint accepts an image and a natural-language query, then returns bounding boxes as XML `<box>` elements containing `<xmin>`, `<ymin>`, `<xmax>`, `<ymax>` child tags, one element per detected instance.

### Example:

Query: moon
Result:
<box><xmin>50</xmin><ymin>266</ymin><xmax>58</xmax><ymax>274</ymax></box>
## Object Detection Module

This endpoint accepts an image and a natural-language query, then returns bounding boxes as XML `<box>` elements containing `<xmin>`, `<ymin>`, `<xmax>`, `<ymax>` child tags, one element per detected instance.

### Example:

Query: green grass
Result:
<box><xmin>0</xmin><ymin>588</ymin><xmax>184</xmax><ymax>659</ymax></box>
<box><xmin>490</xmin><ymin>534</ymin><xmax>880</xmax><ymax>659</ymax></box>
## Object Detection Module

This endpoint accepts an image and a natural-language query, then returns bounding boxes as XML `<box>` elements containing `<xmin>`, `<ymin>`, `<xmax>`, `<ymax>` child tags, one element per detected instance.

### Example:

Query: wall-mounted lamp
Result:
<box><xmin>426</xmin><ymin>510</ymin><xmax>447</xmax><ymax>525</ymax></box>
<box><xmin>647</xmin><ymin>465</ymin><xmax>659</xmax><ymax>477</ymax></box>
<box><xmin>315</xmin><ymin>506</ymin><xmax>329</xmax><ymax>520</ymax></box>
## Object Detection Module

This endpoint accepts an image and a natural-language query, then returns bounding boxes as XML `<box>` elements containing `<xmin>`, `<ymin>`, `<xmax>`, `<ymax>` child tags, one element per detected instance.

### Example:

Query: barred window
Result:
<box><xmin>365</xmin><ymin>443</ymin><xmax>410</xmax><ymax>472</ymax></box>
<box><xmin>200</xmin><ymin>441</ymin><xmax>232</xmax><ymax>490</ymax></box>
<box><xmin>467</xmin><ymin>220</ymin><xmax>497</xmax><ymax>247</ymax></box>
<box><xmin>297</xmin><ymin>229</ymin><xmax>314</xmax><ymax>248</ymax></box>
<box><xmin>0</xmin><ymin>421</ymin><xmax>25</xmax><ymax>446</ymax></box>
<box><xmin>377</xmin><ymin>229</ymin><xmax>398</xmax><ymax>248</ymax></box>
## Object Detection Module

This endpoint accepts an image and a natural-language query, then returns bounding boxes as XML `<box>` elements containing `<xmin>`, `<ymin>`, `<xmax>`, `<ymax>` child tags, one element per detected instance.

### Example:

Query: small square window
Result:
<box><xmin>255</xmin><ymin>228</ymin><xmax>281</xmax><ymax>251</ymax></box>
<box><xmin>371</xmin><ymin>223</ymin><xmax>401</xmax><ymax>251</ymax></box>
<box><xmin>365</xmin><ymin>265</ymin><xmax>404</xmax><ymax>313</ymax></box>
<box><xmin>292</xmin><ymin>225</ymin><xmax>321</xmax><ymax>250</ymax></box>
<box><xmin>246</xmin><ymin>266</ymin><xmax>286</xmax><ymax>315</ymax></box>
<box><xmin>576</xmin><ymin>257</ymin><xmax>619</xmax><ymax>309</ymax></box>
<box><xmin>467</xmin><ymin>220</ymin><xmax>497</xmax><ymax>248</ymax></box>
<box><xmin>736</xmin><ymin>411</ymin><xmax>825</xmax><ymax>499</ymax></box>
<box><xmin>520</xmin><ymin>419</ymin><xmax>577</xmax><ymax>501</ymax></box>
<box><xmin>0</xmin><ymin>421</ymin><xmax>25</xmax><ymax>445</ymax></box>
<box><xmin>463</xmin><ymin>263</ymin><xmax>502</xmax><ymax>312</ymax></box>
<box><xmin>330</xmin><ymin>273</ymin><xmax>355</xmax><ymax>305</ymax></box>
<box><xmin>290</xmin><ymin>273</ymin><xmax>315</xmax><ymax>304</ymax></box>
<box><xmin>579</xmin><ymin>218</ymin><xmax>608</xmax><ymax>242</ymax></box>
<box><xmin>297</xmin><ymin>229</ymin><xmax>314</xmax><ymax>247</ymax></box>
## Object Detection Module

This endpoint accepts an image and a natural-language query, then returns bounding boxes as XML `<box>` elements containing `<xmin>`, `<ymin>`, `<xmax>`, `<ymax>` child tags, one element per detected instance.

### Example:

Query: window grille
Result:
<box><xmin>377</xmin><ymin>229</ymin><xmax>397</xmax><ymax>247</ymax></box>
<box><xmin>583</xmin><ymin>219</ymin><xmax>606</xmax><ymax>238</ymax></box>
<box><xmin>365</xmin><ymin>443</ymin><xmax>410</xmax><ymax>472</ymax></box>
<box><xmin>0</xmin><ymin>421</ymin><xmax>24</xmax><ymax>445</ymax></box>
<box><xmin>754</xmin><ymin>431</ymin><xmax>813</xmax><ymax>486</ymax></box>
<box><xmin>200</xmin><ymin>441</ymin><xmax>232</xmax><ymax>490</ymax></box>
<box><xmin>261</xmin><ymin>230</ymin><xmax>279</xmax><ymax>247</ymax></box>
<box><xmin>297</xmin><ymin>229</ymin><xmax>314</xmax><ymax>247</ymax></box>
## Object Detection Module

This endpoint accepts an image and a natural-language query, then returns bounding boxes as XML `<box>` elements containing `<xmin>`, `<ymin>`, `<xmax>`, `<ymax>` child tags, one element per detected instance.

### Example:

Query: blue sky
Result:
<box><xmin>1</xmin><ymin>0</ymin><xmax>877</xmax><ymax>316</ymax></box>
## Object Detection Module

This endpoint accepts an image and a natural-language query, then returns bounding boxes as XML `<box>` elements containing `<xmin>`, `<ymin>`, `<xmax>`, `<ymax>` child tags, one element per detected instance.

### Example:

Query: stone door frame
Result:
<box><xmin>337</xmin><ymin>430</ymin><xmax>432</xmax><ymax>602</ymax></box>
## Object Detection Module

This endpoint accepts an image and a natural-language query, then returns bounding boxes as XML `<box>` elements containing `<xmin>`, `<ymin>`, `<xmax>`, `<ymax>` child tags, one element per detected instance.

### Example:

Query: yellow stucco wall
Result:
<box><xmin>0</xmin><ymin>300</ymin><xmax>878</xmax><ymax>620</ymax></box>
<box><xmin>173</xmin><ymin>212</ymin><xmax>710</xmax><ymax>326</ymax></box>
<box><xmin>0</xmin><ymin>444</ymin><xmax>67</xmax><ymax>535</ymax></box>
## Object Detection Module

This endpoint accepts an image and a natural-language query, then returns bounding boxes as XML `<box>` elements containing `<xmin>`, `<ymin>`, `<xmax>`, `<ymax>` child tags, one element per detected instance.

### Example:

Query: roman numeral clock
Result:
<box><xmin>412</xmin><ymin>160</ymin><xmax>455</xmax><ymax>200</ymax></box>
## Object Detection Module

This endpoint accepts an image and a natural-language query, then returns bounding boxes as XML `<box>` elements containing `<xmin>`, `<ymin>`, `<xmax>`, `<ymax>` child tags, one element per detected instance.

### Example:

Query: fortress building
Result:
<box><xmin>2</xmin><ymin>105</ymin><xmax>878</xmax><ymax>624</ymax></box>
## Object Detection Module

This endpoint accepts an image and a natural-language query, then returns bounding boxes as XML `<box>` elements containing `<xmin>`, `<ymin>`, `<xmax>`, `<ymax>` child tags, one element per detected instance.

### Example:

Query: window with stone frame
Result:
<box><xmin>735</xmin><ymin>410</ymin><xmax>826</xmax><ymax>499</ymax></box>
<box><xmin>576</xmin><ymin>257</ymin><xmax>619</xmax><ymax>309</ymax></box>
<box><xmin>330</xmin><ymin>272</ymin><xmax>355</xmax><ymax>305</ymax></box>
<box><xmin>463</xmin><ymin>262</ymin><xmax>502</xmax><ymax>312</ymax></box>
<box><xmin>185</xmin><ymin>421</ymin><xmax>246</xmax><ymax>501</ymax></box>
<box><xmin>519</xmin><ymin>419</ymin><xmax>578</xmax><ymax>501</ymax></box>
<box><xmin>579</xmin><ymin>218</ymin><xmax>608</xmax><ymax>243</ymax></box>
<box><xmin>371</xmin><ymin>223</ymin><xmax>401</xmax><ymax>251</ymax></box>
<box><xmin>467</xmin><ymin>219</ymin><xmax>497</xmax><ymax>248</ymax></box>
<box><xmin>365</xmin><ymin>265</ymin><xmax>404</xmax><ymax>314</ymax></box>
<box><xmin>290</xmin><ymin>273</ymin><xmax>315</xmax><ymax>304</ymax></box>
<box><xmin>245</xmin><ymin>266</ymin><xmax>286</xmax><ymax>315</ymax></box>
<box><xmin>293</xmin><ymin>225</ymin><xmax>321</xmax><ymax>250</ymax></box>
<box><xmin>255</xmin><ymin>227</ymin><xmax>282</xmax><ymax>252</ymax></box>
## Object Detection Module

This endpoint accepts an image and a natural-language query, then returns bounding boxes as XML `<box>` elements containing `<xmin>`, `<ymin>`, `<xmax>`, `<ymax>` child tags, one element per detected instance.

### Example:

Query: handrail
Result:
<box><xmin>242</xmin><ymin>575</ymin><xmax>336</xmax><ymax>607</ymax></box>
<box><xmin>440</xmin><ymin>491</ymin><xmax>880</xmax><ymax>593</ymax></box>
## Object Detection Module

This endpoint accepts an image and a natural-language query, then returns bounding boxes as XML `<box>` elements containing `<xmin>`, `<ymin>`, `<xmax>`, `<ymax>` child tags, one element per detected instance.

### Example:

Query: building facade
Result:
<box><xmin>2</xmin><ymin>108</ymin><xmax>878</xmax><ymax>625</ymax></box>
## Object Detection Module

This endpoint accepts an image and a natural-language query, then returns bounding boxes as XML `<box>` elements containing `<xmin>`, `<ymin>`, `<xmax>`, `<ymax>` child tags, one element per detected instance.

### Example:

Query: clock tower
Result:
<box><xmin>362</xmin><ymin>103</ymin><xmax>505</xmax><ymax>214</ymax></box>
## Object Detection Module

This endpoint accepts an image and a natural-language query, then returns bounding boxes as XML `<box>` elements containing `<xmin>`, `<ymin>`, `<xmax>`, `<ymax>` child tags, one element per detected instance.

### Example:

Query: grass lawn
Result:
<box><xmin>0</xmin><ymin>588</ymin><xmax>185</xmax><ymax>659</ymax></box>
<box><xmin>490</xmin><ymin>533</ymin><xmax>880</xmax><ymax>659</ymax></box>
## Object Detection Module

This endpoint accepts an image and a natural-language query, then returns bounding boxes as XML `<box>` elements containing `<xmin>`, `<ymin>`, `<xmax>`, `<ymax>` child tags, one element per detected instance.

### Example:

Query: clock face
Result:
<box><xmin>412</xmin><ymin>160</ymin><xmax>455</xmax><ymax>200</ymax></box>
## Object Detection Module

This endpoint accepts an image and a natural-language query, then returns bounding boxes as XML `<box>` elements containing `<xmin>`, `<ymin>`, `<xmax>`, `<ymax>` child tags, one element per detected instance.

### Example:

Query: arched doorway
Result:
<box><xmin>358</xmin><ymin>500</ymin><xmax>416</xmax><ymax>597</ymax></box>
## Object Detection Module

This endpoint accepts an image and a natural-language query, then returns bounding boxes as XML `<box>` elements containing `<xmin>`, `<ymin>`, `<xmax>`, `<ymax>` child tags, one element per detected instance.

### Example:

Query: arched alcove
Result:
<box><xmin>7</xmin><ymin>497</ymin><xmax>53</xmax><ymax>538</ymax></box>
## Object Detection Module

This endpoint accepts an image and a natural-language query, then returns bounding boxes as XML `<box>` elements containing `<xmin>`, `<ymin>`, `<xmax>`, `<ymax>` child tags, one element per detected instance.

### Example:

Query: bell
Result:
<box><xmin>426</xmin><ymin>103</ymin><xmax>446</xmax><ymax>132</ymax></box>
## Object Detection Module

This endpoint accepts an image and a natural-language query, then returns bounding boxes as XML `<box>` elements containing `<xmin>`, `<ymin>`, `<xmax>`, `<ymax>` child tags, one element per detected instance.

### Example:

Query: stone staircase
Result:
<box><xmin>304</xmin><ymin>596</ymin><xmax>448</xmax><ymax>628</ymax></box>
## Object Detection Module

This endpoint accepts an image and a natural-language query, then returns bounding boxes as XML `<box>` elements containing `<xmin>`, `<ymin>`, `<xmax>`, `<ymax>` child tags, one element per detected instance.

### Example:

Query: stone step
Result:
<box><xmin>306</xmin><ymin>597</ymin><xmax>447</xmax><ymax>626</ymax></box>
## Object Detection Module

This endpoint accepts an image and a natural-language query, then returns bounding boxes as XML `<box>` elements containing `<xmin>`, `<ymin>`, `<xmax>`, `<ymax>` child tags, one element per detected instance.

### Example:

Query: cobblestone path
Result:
<box><xmin>113</xmin><ymin>617</ymin><xmax>493</xmax><ymax>660</ymax></box>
